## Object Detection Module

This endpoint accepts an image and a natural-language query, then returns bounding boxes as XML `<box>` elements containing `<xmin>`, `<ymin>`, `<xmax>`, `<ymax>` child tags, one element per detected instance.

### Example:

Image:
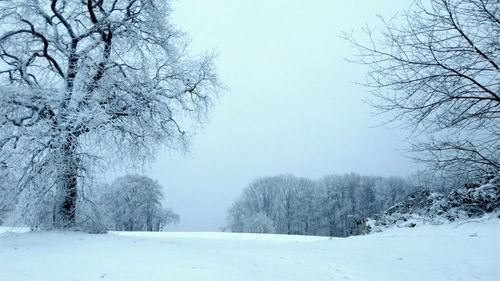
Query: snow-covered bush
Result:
<box><xmin>7</xmin><ymin>190</ymin><xmax>55</xmax><ymax>229</ymax></box>
<box><xmin>0</xmin><ymin>171</ymin><xmax>14</xmax><ymax>225</ymax></box>
<box><xmin>75</xmin><ymin>195</ymin><xmax>109</xmax><ymax>234</ymax></box>
<box><xmin>445</xmin><ymin>176</ymin><xmax>500</xmax><ymax>218</ymax></box>
<box><xmin>370</xmin><ymin>174</ymin><xmax>500</xmax><ymax>231</ymax></box>
<box><xmin>245</xmin><ymin>212</ymin><xmax>276</xmax><ymax>234</ymax></box>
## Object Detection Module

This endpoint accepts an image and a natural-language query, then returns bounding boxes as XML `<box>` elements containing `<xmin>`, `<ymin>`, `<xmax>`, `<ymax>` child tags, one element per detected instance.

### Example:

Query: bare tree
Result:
<box><xmin>276</xmin><ymin>175</ymin><xmax>301</xmax><ymax>234</ymax></box>
<box><xmin>344</xmin><ymin>0</ymin><xmax>499</xmax><ymax>179</ymax></box>
<box><xmin>0</xmin><ymin>0</ymin><xmax>219</xmax><ymax>228</ymax></box>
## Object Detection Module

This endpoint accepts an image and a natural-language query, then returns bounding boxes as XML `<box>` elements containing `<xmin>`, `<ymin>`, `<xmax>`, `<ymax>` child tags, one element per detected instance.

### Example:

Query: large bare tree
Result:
<box><xmin>344</xmin><ymin>0</ymin><xmax>499</xmax><ymax>179</ymax></box>
<box><xmin>0</xmin><ymin>0</ymin><xmax>219</xmax><ymax>228</ymax></box>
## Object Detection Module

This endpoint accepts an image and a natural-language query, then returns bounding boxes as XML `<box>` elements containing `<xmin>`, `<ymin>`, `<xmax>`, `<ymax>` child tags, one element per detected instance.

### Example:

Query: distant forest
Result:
<box><xmin>227</xmin><ymin>173</ymin><xmax>467</xmax><ymax>237</ymax></box>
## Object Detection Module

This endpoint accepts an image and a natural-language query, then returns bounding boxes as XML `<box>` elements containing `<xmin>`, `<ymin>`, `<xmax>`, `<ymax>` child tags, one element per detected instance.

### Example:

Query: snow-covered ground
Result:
<box><xmin>1</xmin><ymin>219</ymin><xmax>499</xmax><ymax>281</ymax></box>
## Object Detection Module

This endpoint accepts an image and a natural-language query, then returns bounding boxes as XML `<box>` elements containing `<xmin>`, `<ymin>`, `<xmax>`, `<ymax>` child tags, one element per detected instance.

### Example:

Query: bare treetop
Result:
<box><xmin>344</xmin><ymin>0</ymin><xmax>499</xmax><ymax>178</ymax></box>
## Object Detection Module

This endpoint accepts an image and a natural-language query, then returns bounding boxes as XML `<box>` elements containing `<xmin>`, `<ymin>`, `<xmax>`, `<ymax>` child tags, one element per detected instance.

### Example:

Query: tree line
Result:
<box><xmin>227</xmin><ymin>173</ymin><xmax>465</xmax><ymax>237</ymax></box>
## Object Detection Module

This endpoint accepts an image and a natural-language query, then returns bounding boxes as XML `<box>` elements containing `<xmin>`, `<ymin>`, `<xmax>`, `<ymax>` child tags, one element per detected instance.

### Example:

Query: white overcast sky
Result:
<box><xmin>141</xmin><ymin>0</ymin><xmax>418</xmax><ymax>231</ymax></box>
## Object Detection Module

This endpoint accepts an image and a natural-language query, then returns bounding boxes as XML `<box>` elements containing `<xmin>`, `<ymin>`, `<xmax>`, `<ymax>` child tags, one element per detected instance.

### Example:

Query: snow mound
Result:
<box><xmin>371</xmin><ymin>175</ymin><xmax>500</xmax><ymax>230</ymax></box>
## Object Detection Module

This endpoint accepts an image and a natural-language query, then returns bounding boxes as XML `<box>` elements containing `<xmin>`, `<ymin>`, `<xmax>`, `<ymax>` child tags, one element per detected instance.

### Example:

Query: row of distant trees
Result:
<box><xmin>227</xmin><ymin>173</ymin><xmax>465</xmax><ymax>237</ymax></box>
<box><xmin>0</xmin><ymin>174</ymin><xmax>178</xmax><ymax>232</ymax></box>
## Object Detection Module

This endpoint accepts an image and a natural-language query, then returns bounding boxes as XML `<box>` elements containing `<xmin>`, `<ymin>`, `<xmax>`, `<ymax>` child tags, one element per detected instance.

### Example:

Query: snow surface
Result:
<box><xmin>109</xmin><ymin>231</ymin><xmax>331</xmax><ymax>242</ymax></box>
<box><xmin>0</xmin><ymin>227</ymin><xmax>29</xmax><ymax>235</ymax></box>
<box><xmin>1</xmin><ymin>219</ymin><xmax>499</xmax><ymax>281</ymax></box>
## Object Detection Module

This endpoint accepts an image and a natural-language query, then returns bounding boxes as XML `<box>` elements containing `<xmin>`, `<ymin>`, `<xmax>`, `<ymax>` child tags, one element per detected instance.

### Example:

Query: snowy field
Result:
<box><xmin>1</xmin><ymin>219</ymin><xmax>499</xmax><ymax>281</ymax></box>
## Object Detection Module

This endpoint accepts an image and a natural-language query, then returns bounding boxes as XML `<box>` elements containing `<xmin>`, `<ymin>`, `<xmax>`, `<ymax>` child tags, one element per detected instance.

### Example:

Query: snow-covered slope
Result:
<box><xmin>1</xmin><ymin>218</ymin><xmax>499</xmax><ymax>281</ymax></box>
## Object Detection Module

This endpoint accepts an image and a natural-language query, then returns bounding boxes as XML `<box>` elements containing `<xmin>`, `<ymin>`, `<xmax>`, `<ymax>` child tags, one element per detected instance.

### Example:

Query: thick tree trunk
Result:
<box><xmin>57</xmin><ymin>135</ymin><xmax>78</xmax><ymax>228</ymax></box>
<box><xmin>60</xmin><ymin>166</ymin><xmax>77</xmax><ymax>227</ymax></box>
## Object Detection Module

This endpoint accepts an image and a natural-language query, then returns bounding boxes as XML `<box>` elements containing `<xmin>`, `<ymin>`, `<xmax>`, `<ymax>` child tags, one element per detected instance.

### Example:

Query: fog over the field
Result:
<box><xmin>141</xmin><ymin>0</ymin><xmax>417</xmax><ymax>231</ymax></box>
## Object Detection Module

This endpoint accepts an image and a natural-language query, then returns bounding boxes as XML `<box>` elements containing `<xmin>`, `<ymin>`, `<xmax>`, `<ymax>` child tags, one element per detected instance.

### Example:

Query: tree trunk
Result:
<box><xmin>57</xmin><ymin>135</ymin><xmax>78</xmax><ymax>228</ymax></box>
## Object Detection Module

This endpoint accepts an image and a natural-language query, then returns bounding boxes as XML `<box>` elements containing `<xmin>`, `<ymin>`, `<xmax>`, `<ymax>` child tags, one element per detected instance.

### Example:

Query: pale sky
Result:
<box><xmin>144</xmin><ymin>0</ymin><xmax>417</xmax><ymax>231</ymax></box>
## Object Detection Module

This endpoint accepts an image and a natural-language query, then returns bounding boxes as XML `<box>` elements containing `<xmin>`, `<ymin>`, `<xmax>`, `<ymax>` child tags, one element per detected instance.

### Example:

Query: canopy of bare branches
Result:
<box><xmin>344</xmin><ymin>0</ymin><xmax>499</xmax><ymax>179</ymax></box>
